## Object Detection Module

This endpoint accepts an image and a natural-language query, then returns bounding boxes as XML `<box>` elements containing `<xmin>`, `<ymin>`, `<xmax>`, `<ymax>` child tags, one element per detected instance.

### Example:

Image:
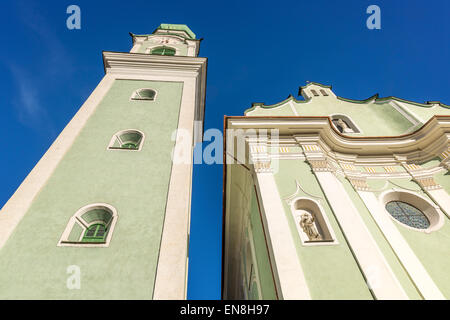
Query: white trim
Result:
<box><xmin>389</xmin><ymin>101</ymin><xmax>420</xmax><ymax>126</ymax></box>
<box><xmin>107</xmin><ymin>129</ymin><xmax>145</xmax><ymax>152</ymax></box>
<box><xmin>290</xmin><ymin>197</ymin><xmax>338</xmax><ymax>247</ymax></box>
<box><xmin>288</xmin><ymin>101</ymin><xmax>298</xmax><ymax>116</ymax></box>
<box><xmin>426</xmin><ymin>188</ymin><xmax>450</xmax><ymax>219</ymax></box>
<box><xmin>254</xmin><ymin>171</ymin><xmax>311</xmax><ymax>300</ymax></box>
<box><xmin>392</xmin><ymin>101</ymin><xmax>425</xmax><ymax>124</ymax></box>
<box><xmin>152</xmin><ymin>75</ymin><xmax>199</xmax><ymax>299</ymax></box>
<box><xmin>57</xmin><ymin>203</ymin><xmax>118</xmax><ymax>248</ymax></box>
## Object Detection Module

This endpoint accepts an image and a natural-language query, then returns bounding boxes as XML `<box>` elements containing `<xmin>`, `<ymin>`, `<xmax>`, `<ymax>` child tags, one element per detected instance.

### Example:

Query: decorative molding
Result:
<box><xmin>103</xmin><ymin>51</ymin><xmax>207</xmax><ymax>74</ymax></box>
<box><xmin>226</xmin><ymin>116</ymin><xmax>450</xmax><ymax>164</ymax></box>
<box><xmin>253</xmin><ymin>161</ymin><xmax>272</xmax><ymax>173</ymax></box>
<box><xmin>308</xmin><ymin>159</ymin><xmax>332</xmax><ymax>172</ymax></box>
<box><xmin>347</xmin><ymin>177</ymin><xmax>370</xmax><ymax>191</ymax></box>
<box><xmin>414</xmin><ymin>176</ymin><xmax>442</xmax><ymax>191</ymax></box>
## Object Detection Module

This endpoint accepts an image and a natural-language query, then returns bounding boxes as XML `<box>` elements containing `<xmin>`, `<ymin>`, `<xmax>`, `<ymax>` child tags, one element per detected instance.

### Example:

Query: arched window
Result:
<box><xmin>108</xmin><ymin>130</ymin><xmax>145</xmax><ymax>151</ymax></box>
<box><xmin>58</xmin><ymin>204</ymin><xmax>118</xmax><ymax>247</ymax></box>
<box><xmin>330</xmin><ymin>115</ymin><xmax>360</xmax><ymax>133</ymax></box>
<box><xmin>150</xmin><ymin>46</ymin><xmax>176</xmax><ymax>56</ymax></box>
<box><xmin>291</xmin><ymin>198</ymin><xmax>337</xmax><ymax>246</ymax></box>
<box><xmin>131</xmin><ymin>88</ymin><xmax>156</xmax><ymax>101</ymax></box>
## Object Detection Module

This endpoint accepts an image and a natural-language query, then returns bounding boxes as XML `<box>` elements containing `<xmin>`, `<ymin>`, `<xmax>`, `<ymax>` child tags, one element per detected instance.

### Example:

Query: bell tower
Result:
<box><xmin>0</xmin><ymin>24</ymin><xmax>207</xmax><ymax>299</ymax></box>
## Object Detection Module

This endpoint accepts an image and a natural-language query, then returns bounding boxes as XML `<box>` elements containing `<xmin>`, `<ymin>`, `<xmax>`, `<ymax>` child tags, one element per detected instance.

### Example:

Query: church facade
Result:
<box><xmin>223</xmin><ymin>82</ymin><xmax>450</xmax><ymax>300</ymax></box>
<box><xmin>1</xmin><ymin>22</ymin><xmax>450</xmax><ymax>300</ymax></box>
<box><xmin>0</xmin><ymin>24</ymin><xmax>206</xmax><ymax>299</ymax></box>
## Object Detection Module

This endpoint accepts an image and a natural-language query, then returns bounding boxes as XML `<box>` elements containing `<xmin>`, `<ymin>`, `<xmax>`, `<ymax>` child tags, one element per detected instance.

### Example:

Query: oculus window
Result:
<box><xmin>386</xmin><ymin>201</ymin><xmax>430</xmax><ymax>230</ymax></box>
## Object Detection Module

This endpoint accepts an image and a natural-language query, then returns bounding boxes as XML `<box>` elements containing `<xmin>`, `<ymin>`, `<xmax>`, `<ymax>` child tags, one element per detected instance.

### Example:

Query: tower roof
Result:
<box><xmin>153</xmin><ymin>24</ymin><xmax>196</xmax><ymax>39</ymax></box>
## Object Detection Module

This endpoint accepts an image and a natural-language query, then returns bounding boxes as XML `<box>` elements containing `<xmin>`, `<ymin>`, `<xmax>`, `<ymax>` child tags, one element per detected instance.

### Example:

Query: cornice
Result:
<box><xmin>225</xmin><ymin>115</ymin><xmax>450</xmax><ymax>163</ymax></box>
<box><xmin>102</xmin><ymin>51</ymin><xmax>207</xmax><ymax>75</ymax></box>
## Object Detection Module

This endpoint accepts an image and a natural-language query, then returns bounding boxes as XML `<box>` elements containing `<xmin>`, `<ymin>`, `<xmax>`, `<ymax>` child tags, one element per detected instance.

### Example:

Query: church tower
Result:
<box><xmin>0</xmin><ymin>24</ymin><xmax>207</xmax><ymax>299</ymax></box>
<box><xmin>223</xmin><ymin>82</ymin><xmax>450</xmax><ymax>300</ymax></box>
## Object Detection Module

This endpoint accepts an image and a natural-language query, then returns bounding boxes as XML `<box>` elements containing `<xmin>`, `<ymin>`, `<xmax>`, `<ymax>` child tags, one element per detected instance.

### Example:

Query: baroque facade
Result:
<box><xmin>223</xmin><ymin>82</ymin><xmax>450</xmax><ymax>300</ymax></box>
<box><xmin>0</xmin><ymin>24</ymin><xmax>206</xmax><ymax>299</ymax></box>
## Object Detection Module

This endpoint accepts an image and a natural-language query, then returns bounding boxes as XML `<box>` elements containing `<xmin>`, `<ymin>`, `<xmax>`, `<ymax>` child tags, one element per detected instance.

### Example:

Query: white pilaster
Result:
<box><xmin>314</xmin><ymin>171</ymin><xmax>408</xmax><ymax>299</ymax></box>
<box><xmin>254</xmin><ymin>168</ymin><xmax>311</xmax><ymax>300</ymax></box>
<box><xmin>425</xmin><ymin>189</ymin><xmax>450</xmax><ymax>219</ymax></box>
<box><xmin>152</xmin><ymin>77</ymin><xmax>197</xmax><ymax>300</ymax></box>
<box><xmin>357</xmin><ymin>191</ymin><xmax>445</xmax><ymax>300</ymax></box>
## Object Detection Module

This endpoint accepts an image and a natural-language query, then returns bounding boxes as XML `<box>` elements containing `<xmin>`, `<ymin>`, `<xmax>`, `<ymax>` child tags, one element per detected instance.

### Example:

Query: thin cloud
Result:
<box><xmin>16</xmin><ymin>1</ymin><xmax>74</xmax><ymax>75</ymax></box>
<box><xmin>8</xmin><ymin>63</ymin><xmax>48</xmax><ymax>127</ymax></box>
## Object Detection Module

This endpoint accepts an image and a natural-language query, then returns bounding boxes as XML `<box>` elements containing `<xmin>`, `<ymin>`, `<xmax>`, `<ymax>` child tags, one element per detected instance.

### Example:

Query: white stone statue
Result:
<box><xmin>300</xmin><ymin>212</ymin><xmax>322</xmax><ymax>241</ymax></box>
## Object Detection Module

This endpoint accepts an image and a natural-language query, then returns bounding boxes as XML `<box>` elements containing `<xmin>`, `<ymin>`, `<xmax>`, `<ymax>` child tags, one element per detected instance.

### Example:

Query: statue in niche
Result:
<box><xmin>299</xmin><ymin>212</ymin><xmax>322</xmax><ymax>241</ymax></box>
<box><xmin>334</xmin><ymin>118</ymin><xmax>355</xmax><ymax>133</ymax></box>
<box><xmin>337</xmin><ymin>119</ymin><xmax>349</xmax><ymax>130</ymax></box>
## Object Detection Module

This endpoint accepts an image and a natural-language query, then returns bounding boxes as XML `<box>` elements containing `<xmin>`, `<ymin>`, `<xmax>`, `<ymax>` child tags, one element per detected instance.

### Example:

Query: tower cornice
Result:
<box><xmin>102</xmin><ymin>51</ymin><xmax>207</xmax><ymax>75</ymax></box>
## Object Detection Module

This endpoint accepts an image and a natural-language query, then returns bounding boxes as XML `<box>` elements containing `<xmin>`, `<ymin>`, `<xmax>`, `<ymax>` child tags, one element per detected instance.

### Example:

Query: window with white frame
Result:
<box><xmin>108</xmin><ymin>129</ymin><xmax>145</xmax><ymax>151</ymax></box>
<box><xmin>150</xmin><ymin>46</ymin><xmax>176</xmax><ymax>56</ymax></box>
<box><xmin>131</xmin><ymin>88</ymin><xmax>157</xmax><ymax>101</ymax></box>
<box><xmin>381</xmin><ymin>191</ymin><xmax>444</xmax><ymax>232</ymax></box>
<box><xmin>58</xmin><ymin>203</ymin><xmax>118</xmax><ymax>247</ymax></box>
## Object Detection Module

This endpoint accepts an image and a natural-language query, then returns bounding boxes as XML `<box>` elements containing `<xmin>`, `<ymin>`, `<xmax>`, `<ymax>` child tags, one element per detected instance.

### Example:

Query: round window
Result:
<box><xmin>385</xmin><ymin>201</ymin><xmax>430</xmax><ymax>229</ymax></box>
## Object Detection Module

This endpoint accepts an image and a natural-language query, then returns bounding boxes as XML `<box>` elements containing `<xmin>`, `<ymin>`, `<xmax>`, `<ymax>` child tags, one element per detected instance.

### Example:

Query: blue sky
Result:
<box><xmin>0</xmin><ymin>0</ymin><xmax>449</xmax><ymax>299</ymax></box>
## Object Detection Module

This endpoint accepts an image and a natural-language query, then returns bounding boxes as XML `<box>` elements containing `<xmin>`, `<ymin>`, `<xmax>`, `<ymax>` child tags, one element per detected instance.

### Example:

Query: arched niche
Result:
<box><xmin>330</xmin><ymin>114</ymin><xmax>361</xmax><ymax>134</ymax></box>
<box><xmin>291</xmin><ymin>198</ymin><xmax>338</xmax><ymax>246</ymax></box>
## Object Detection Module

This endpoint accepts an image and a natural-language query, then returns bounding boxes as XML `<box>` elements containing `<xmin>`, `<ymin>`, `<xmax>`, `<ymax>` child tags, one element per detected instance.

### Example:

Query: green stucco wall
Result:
<box><xmin>0</xmin><ymin>79</ymin><xmax>183</xmax><ymax>299</ymax></box>
<box><xmin>247</xmin><ymin>98</ymin><xmax>413</xmax><ymax>136</ymax></box>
